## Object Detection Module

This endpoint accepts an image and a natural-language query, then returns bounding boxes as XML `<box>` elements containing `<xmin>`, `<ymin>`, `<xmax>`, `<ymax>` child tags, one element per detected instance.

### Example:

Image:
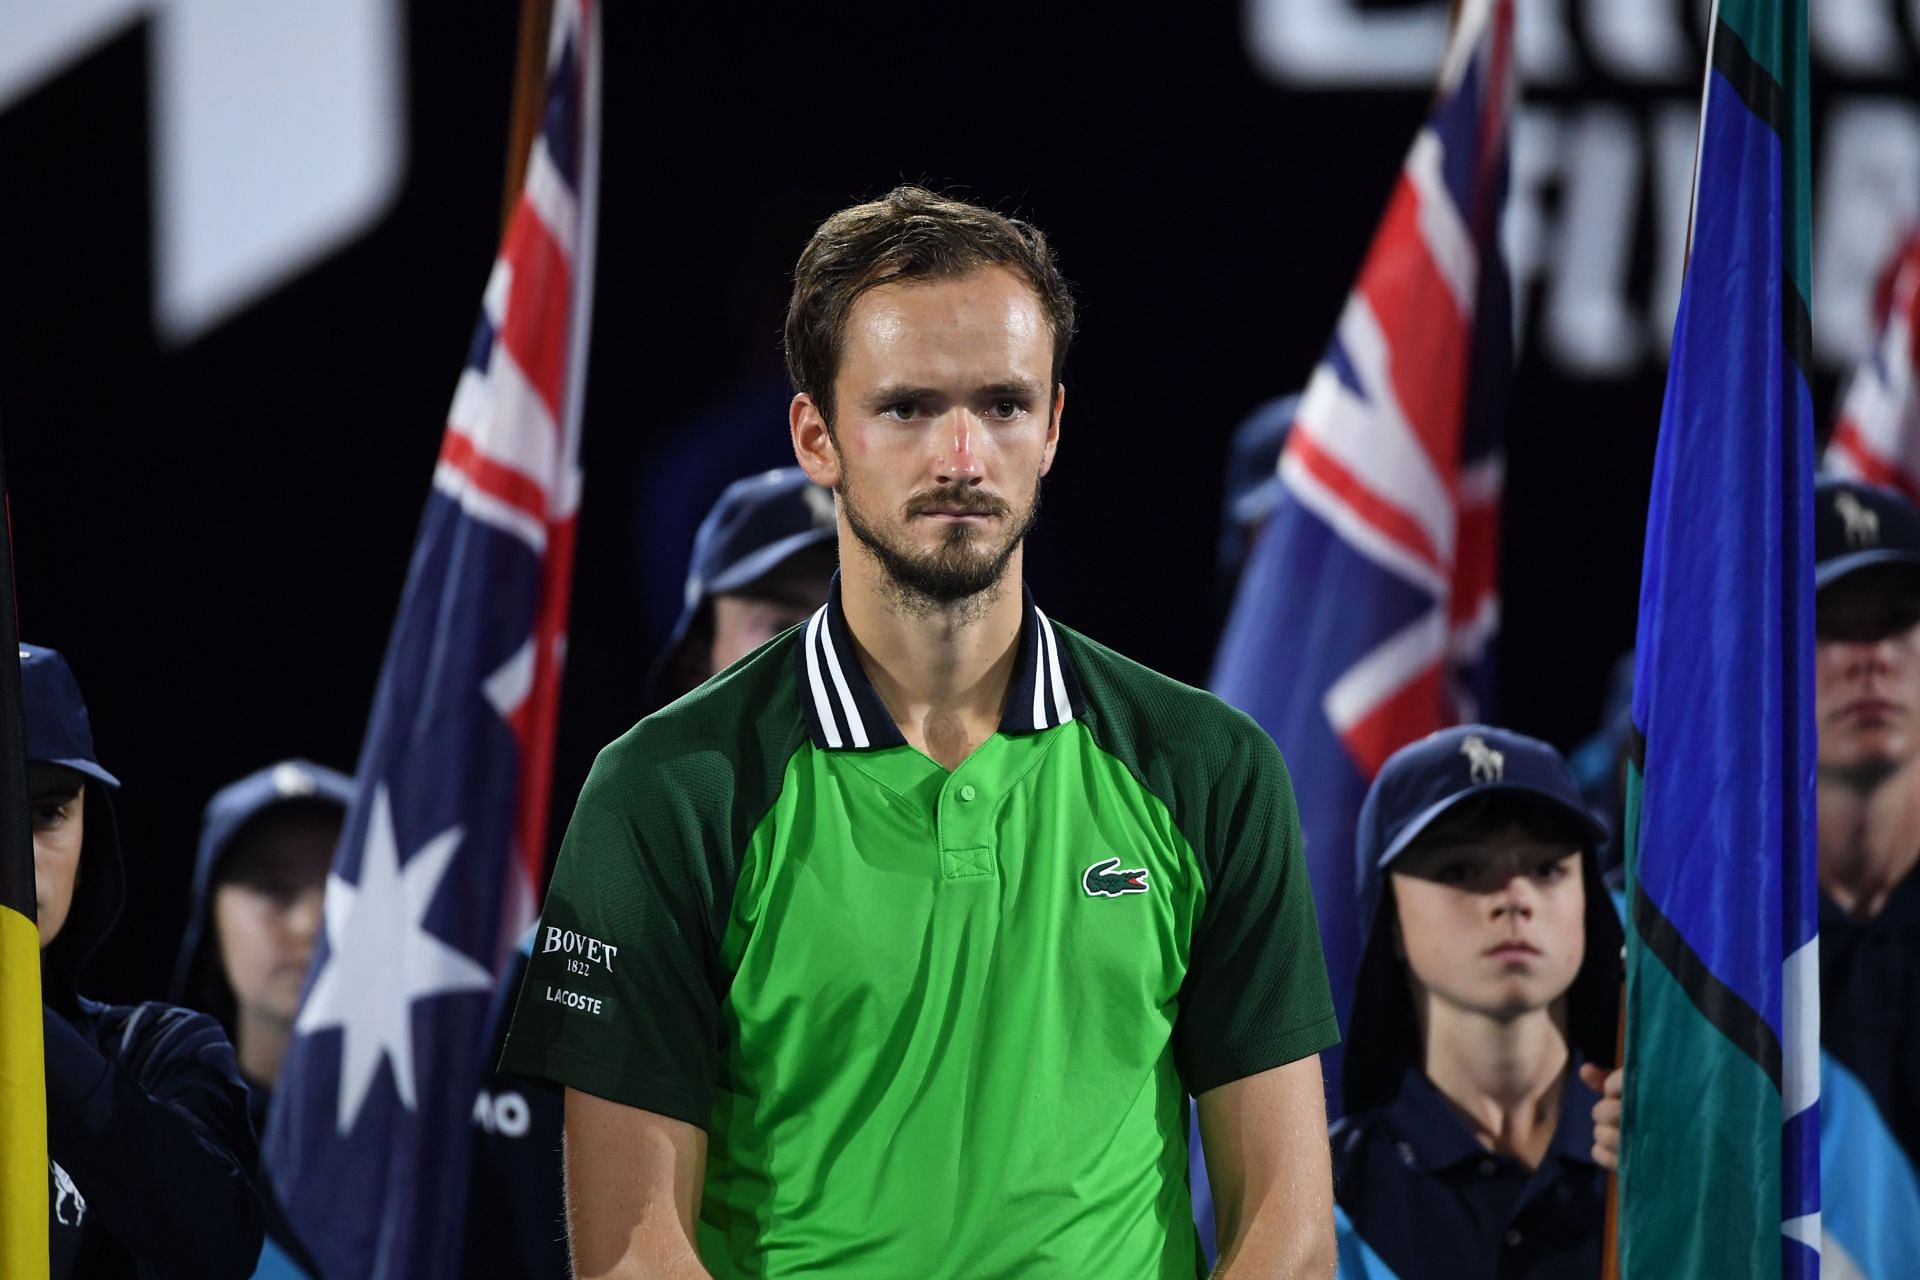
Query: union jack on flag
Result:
<box><xmin>1825</xmin><ymin>227</ymin><xmax>1920</xmax><ymax>503</ymax></box>
<box><xmin>1211</xmin><ymin>0</ymin><xmax>1514</xmax><ymax>1116</ymax></box>
<box><xmin>262</xmin><ymin>3</ymin><xmax>600</xmax><ymax>1277</ymax></box>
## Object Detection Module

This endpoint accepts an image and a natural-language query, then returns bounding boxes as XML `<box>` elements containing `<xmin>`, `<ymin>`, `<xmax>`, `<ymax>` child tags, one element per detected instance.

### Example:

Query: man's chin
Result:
<box><xmin>1819</xmin><ymin>738</ymin><xmax>1918</xmax><ymax>789</ymax></box>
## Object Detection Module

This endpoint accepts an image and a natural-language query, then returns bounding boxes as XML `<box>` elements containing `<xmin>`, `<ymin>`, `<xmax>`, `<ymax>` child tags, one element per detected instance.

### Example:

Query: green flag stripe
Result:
<box><xmin>1627</xmin><ymin>767</ymin><xmax>1785</xmax><ymax>1091</ymax></box>
<box><xmin>1713</xmin><ymin>0</ymin><xmax>1789</xmax><ymax>93</ymax></box>
<box><xmin>1705</xmin><ymin>17</ymin><xmax>1813</xmax><ymax>383</ymax></box>
<box><xmin>1620</xmin><ymin>929</ymin><xmax>1782</xmax><ymax>1277</ymax></box>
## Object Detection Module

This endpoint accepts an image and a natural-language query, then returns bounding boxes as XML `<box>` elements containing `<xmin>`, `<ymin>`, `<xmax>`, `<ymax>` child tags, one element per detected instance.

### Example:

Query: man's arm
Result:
<box><xmin>1198</xmin><ymin>1055</ymin><xmax>1336</xmax><ymax>1280</ymax></box>
<box><xmin>564</xmin><ymin>1087</ymin><xmax>710</xmax><ymax>1280</ymax></box>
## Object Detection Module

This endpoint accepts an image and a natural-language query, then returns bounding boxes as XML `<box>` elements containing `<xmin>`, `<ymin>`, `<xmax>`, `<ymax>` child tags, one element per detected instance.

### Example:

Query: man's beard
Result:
<box><xmin>840</xmin><ymin>474</ymin><xmax>1041</xmax><ymax>613</ymax></box>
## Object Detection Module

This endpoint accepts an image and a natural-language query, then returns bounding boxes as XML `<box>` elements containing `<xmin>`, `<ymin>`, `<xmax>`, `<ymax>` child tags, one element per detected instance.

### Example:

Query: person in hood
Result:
<box><xmin>463</xmin><ymin>465</ymin><xmax>836</xmax><ymax>1279</ymax></box>
<box><xmin>1331</xmin><ymin>725</ymin><xmax>1622</xmax><ymax>1280</ymax></box>
<box><xmin>170</xmin><ymin>758</ymin><xmax>351</xmax><ymax>1279</ymax></box>
<box><xmin>27</xmin><ymin>643</ymin><xmax>264</xmax><ymax>1279</ymax></box>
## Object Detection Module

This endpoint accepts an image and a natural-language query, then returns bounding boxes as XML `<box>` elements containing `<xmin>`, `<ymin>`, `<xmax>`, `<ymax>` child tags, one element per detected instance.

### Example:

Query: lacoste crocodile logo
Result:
<box><xmin>1083</xmin><ymin>857</ymin><xmax>1150</xmax><ymax>897</ymax></box>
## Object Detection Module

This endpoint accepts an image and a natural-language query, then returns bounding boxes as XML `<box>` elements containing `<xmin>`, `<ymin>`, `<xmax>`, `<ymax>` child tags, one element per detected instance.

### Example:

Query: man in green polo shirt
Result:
<box><xmin>500</xmin><ymin>186</ymin><xmax>1339</xmax><ymax>1279</ymax></box>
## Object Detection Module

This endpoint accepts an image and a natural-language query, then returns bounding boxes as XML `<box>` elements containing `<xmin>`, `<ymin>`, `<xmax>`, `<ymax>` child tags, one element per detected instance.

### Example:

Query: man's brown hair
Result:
<box><xmin>784</xmin><ymin>186</ymin><xmax>1077</xmax><ymax>427</ymax></box>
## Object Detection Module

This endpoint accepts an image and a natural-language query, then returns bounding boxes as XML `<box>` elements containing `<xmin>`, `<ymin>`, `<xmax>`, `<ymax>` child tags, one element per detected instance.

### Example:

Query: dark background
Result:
<box><xmin>0</xmin><ymin>1</ymin><xmax>1867</xmax><ymax>1002</ymax></box>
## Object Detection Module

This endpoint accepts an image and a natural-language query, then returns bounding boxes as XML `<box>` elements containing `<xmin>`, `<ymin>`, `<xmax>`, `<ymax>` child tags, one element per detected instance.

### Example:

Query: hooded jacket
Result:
<box><xmin>168</xmin><ymin>759</ymin><xmax>351</xmax><ymax>1280</ymax></box>
<box><xmin>43</xmin><ymin>773</ymin><xmax>265</xmax><ymax>1279</ymax></box>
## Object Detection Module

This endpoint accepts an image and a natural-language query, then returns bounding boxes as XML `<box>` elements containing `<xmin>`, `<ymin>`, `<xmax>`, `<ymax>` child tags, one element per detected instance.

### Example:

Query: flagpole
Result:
<box><xmin>501</xmin><ymin>0</ymin><xmax>558</xmax><ymax>233</ymax></box>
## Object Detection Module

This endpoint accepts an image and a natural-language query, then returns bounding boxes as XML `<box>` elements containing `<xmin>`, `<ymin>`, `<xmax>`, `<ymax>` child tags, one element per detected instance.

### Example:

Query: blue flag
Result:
<box><xmin>1618</xmin><ymin>1</ymin><xmax>1818</xmax><ymax>1276</ymax></box>
<box><xmin>262</xmin><ymin>4</ymin><xmax>600</xmax><ymax>1276</ymax></box>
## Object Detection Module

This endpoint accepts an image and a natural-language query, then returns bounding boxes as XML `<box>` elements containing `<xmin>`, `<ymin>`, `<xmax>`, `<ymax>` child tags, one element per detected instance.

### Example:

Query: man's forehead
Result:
<box><xmin>841</xmin><ymin>268</ymin><xmax>1050</xmax><ymax>377</ymax></box>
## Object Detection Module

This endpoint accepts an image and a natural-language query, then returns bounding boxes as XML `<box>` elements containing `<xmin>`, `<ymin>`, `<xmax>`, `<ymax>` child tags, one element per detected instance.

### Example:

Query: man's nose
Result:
<box><xmin>1491</xmin><ymin>874</ymin><xmax>1537</xmax><ymax>919</ymax></box>
<box><xmin>934</xmin><ymin>408</ymin><xmax>984</xmax><ymax>485</ymax></box>
<box><xmin>1837</xmin><ymin>637</ymin><xmax>1899</xmax><ymax>680</ymax></box>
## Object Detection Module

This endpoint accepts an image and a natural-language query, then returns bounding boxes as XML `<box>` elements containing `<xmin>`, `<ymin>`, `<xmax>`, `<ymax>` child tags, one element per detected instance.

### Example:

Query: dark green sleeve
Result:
<box><xmin>497</xmin><ymin>756</ymin><xmax>726</xmax><ymax>1129</ymax></box>
<box><xmin>1174</xmin><ymin>719</ymin><xmax>1339</xmax><ymax>1095</ymax></box>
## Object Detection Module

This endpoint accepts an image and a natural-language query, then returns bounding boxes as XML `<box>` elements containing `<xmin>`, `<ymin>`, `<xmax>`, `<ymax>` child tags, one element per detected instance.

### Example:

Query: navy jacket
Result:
<box><xmin>1331</xmin><ymin>1067</ymin><xmax>1606</xmax><ymax>1280</ymax></box>
<box><xmin>1821</xmin><ymin>874</ymin><xmax>1920</xmax><ymax>1172</ymax></box>
<box><xmin>44</xmin><ymin>784</ymin><xmax>264</xmax><ymax>1279</ymax></box>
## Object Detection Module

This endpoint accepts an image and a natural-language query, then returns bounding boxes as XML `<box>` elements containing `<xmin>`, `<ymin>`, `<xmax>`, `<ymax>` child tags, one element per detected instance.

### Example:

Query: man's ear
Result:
<box><xmin>1039</xmin><ymin>383</ymin><xmax>1064</xmax><ymax>477</ymax></box>
<box><xmin>791</xmin><ymin>393</ymin><xmax>840</xmax><ymax>489</ymax></box>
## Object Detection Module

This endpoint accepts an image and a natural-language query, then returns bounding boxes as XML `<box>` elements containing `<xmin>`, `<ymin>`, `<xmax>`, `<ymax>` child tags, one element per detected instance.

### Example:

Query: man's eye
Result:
<box><xmin>988</xmin><ymin>399</ymin><xmax>1025</xmax><ymax>420</ymax></box>
<box><xmin>1435</xmin><ymin>864</ymin><xmax>1468</xmax><ymax>885</ymax></box>
<box><xmin>1534</xmin><ymin>862</ymin><xmax>1569</xmax><ymax>882</ymax></box>
<box><xmin>32</xmin><ymin>802</ymin><xmax>69</xmax><ymax>831</ymax></box>
<box><xmin>882</xmin><ymin>402</ymin><xmax>920</xmax><ymax>421</ymax></box>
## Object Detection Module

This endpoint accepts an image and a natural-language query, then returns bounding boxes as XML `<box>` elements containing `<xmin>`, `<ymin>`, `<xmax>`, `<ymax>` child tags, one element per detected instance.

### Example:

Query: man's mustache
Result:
<box><xmin>905</xmin><ymin>485</ymin><xmax>1011</xmax><ymax>518</ymax></box>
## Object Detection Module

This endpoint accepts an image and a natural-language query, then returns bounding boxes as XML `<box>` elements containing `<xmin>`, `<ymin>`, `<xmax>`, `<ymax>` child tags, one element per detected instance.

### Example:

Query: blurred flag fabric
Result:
<box><xmin>0</xmin><ymin>464</ymin><xmax>49</xmax><ymax>1277</ymax></box>
<box><xmin>1617</xmin><ymin>2</ymin><xmax>1817</xmax><ymax>1278</ymax></box>
<box><xmin>1210</xmin><ymin>0</ymin><xmax>1514</xmax><ymax>1118</ymax></box>
<box><xmin>262</xmin><ymin>3</ymin><xmax>599</xmax><ymax>1277</ymax></box>
<box><xmin>1824</xmin><ymin>227</ymin><xmax>1920</xmax><ymax>502</ymax></box>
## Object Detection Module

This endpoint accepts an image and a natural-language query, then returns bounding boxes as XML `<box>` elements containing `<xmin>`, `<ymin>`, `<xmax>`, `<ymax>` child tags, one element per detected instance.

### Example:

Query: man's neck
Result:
<box><xmin>839</xmin><ymin>544</ymin><xmax>1026</xmax><ymax>770</ymax></box>
<box><xmin>1818</xmin><ymin>753</ymin><xmax>1920</xmax><ymax>920</ymax></box>
<box><xmin>1420</xmin><ymin>1000</ymin><xmax>1570</xmax><ymax>1171</ymax></box>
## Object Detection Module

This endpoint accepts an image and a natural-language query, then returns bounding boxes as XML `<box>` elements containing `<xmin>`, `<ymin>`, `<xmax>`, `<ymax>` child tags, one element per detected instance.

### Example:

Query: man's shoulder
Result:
<box><xmin>582</xmin><ymin>626</ymin><xmax>811</xmax><ymax>818</ymax></box>
<box><xmin>1054</xmin><ymin>621</ymin><xmax>1281</xmax><ymax>773</ymax></box>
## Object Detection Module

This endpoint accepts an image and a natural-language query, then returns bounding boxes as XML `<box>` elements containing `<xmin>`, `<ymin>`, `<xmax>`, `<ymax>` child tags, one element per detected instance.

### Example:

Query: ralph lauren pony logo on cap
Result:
<box><xmin>1835</xmin><ymin>490</ymin><xmax>1880</xmax><ymax>547</ymax></box>
<box><xmin>1460</xmin><ymin>733</ymin><xmax>1505</xmax><ymax>784</ymax></box>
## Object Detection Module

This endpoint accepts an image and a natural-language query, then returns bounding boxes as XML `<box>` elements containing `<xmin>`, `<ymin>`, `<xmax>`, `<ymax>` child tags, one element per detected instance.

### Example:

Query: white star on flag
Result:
<box><xmin>295</xmin><ymin>783</ymin><xmax>495</xmax><ymax>1134</ymax></box>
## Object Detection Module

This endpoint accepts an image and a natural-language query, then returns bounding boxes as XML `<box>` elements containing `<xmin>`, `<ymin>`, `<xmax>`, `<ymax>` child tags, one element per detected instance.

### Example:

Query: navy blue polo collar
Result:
<box><xmin>1380</xmin><ymin>1066</ymin><xmax>1601</xmax><ymax>1174</ymax></box>
<box><xmin>795</xmin><ymin>575</ymin><xmax>1086</xmax><ymax>751</ymax></box>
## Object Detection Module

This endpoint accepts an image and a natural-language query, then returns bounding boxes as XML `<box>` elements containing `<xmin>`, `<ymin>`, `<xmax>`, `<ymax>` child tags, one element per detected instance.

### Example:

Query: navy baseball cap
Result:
<box><xmin>1354</xmin><ymin>725</ymin><xmax>1606</xmax><ymax>937</ymax></box>
<box><xmin>20</xmin><ymin>644</ymin><xmax>119</xmax><ymax>790</ymax></box>
<box><xmin>198</xmin><ymin>759</ymin><xmax>353</xmax><ymax>874</ymax></box>
<box><xmin>657</xmin><ymin>468</ymin><xmax>838</xmax><ymax>680</ymax></box>
<box><xmin>1814</xmin><ymin>477</ymin><xmax>1920</xmax><ymax>590</ymax></box>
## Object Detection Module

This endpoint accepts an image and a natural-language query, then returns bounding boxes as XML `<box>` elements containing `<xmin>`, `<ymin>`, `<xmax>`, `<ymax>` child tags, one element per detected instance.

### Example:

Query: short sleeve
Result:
<box><xmin>498</xmin><ymin>767</ymin><xmax>726</xmax><ymax>1128</ymax></box>
<box><xmin>1173</xmin><ymin>724</ymin><xmax>1339</xmax><ymax>1095</ymax></box>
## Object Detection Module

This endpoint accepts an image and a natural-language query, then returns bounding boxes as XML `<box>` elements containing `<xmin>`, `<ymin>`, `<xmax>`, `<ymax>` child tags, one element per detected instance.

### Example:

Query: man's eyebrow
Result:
<box><xmin>31</xmin><ymin>784</ymin><xmax>81</xmax><ymax>803</ymax></box>
<box><xmin>863</xmin><ymin>384</ymin><xmax>940</xmax><ymax>406</ymax></box>
<box><xmin>977</xmin><ymin>379</ymin><xmax>1047</xmax><ymax>399</ymax></box>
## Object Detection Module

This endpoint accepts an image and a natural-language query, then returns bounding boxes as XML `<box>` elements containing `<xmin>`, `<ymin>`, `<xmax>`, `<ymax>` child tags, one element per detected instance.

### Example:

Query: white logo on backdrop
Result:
<box><xmin>1244</xmin><ymin>0</ymin><xmax>1920</xmax><ymax>375</ymax></box>
<box><xmin>0</xmin><ymin>0</ymin><xmax>404</xmax><ymax>344</ymax></box>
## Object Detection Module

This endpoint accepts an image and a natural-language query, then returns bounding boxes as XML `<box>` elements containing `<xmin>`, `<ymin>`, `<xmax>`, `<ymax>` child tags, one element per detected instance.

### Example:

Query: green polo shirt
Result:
<box><xmin>500</xmin><ymin>581</ymin><xmax>1336</xmax><ymax>1278</ymax></box>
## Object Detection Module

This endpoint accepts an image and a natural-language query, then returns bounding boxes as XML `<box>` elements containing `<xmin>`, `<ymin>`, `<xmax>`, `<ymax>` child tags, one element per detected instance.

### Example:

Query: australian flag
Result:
<box><xmin>262</xmin><ymin>4</ymin><xmax>600</xmax><ymax>1277</ymax></box>
<box><xmin>1211</xmin><ymin>0</ymin><xmax>1514</xmax><ymax>1119</ymax></box>
<box><xmin>1825</xmin><ymin>226</ymin><xmax>1920</xmax><ymax>503</ymax></box>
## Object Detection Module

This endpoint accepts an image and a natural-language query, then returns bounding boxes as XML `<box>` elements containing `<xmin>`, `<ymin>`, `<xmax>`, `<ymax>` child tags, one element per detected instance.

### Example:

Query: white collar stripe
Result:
<box><xmin>1037</xmin><ymin>608</ymin><xmax>1073</xmax><ymax>727</ymax></box>
<box><xmin>802</xmin><ymin>608</ymin><xmax>843</xmax><ymax>749</ymax></box>
<box><xmin>817</xmin><ymin>608</ymin><xmax>870</xmax><ymax>749</ymax></box>
<box><xmin>1030</xmin><ymin>618</ymin><xmax>1050</xmax><ymax>731</ymax></box>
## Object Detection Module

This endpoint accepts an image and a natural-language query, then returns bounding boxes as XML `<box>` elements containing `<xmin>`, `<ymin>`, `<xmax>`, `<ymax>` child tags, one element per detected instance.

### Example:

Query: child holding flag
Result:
<box><xmin>1331</xmin><ymin>725</ymin><xmax>1622</xmax><ymax>1279</ymax></box>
